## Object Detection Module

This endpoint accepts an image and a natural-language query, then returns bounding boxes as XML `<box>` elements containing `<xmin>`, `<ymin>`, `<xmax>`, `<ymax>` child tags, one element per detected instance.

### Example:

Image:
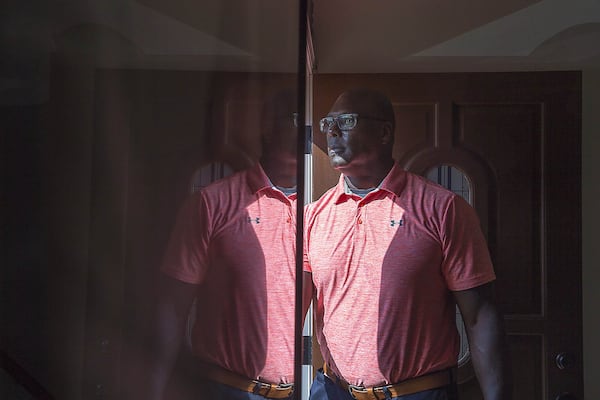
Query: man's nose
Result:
<box><xmin>325</xmin><ymin>124</ymin><xmax>342</xmax><ymax>137</ymax></box>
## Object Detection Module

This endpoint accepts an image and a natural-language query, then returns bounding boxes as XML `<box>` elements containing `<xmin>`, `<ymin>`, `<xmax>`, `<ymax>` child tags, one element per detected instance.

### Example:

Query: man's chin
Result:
<box><xmin>329</xmin><ymin>156</ymin><xmax>349</xmax><ymax>170</ymax></box>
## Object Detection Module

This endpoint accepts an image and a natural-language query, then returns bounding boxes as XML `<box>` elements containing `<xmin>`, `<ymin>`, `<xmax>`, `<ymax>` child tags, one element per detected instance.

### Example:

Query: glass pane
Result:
<box><xmin>426</xmin><ymin>165</ymin><xmax>473</xmax><ymax>367</ymax></box>
<box><xmin>1</xmin><ymin>2</ymin><xmax>304</xmax><ymax>399</ymax></box>
<box><xmin>426</xmin><ymin>164</ymin><xmax>472</xmax><ymax>204</ymax></box>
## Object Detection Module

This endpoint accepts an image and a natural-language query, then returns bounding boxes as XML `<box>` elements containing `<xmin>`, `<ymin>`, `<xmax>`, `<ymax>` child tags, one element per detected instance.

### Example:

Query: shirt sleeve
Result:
<box><xmin>160</xmin><ymin>191</ymin><xmax>213</xmax><ymax>284</ymax></box>
<box><xmin>440</xmin><ymin>195</ymin><xmax>496</xmax><ymax>291</ymax></box>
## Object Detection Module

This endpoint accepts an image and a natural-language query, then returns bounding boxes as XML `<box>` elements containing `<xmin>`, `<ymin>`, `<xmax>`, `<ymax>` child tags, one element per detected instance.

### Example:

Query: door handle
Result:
<box><xmin>555</xmin><ymin>352</ymin><xmax>574</xmax><ymax>370</ymax></box>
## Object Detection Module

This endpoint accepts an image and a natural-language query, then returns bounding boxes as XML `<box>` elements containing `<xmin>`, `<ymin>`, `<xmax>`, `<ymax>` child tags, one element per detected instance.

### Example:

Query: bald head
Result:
<box><xmin>259</xmin><ymin>89</ymin><xmax>298</xmax><ymax>180</ymax></box>
<box><xmin>262</xmin><ymin>89</ymin><xmax>297</xmax><ymax>125</ymax></box>
<box><xmin>333</xmin><ymin>89</ymin><xmax>395</xmax><ymax>134</ymax></box>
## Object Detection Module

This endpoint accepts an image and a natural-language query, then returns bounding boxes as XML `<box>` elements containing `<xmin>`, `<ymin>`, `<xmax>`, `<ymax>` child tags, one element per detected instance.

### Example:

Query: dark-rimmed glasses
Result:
<box><xmin>319</xmin><ymin>113</ymin><xmax>388</xmax><ymax>133</ymax></box>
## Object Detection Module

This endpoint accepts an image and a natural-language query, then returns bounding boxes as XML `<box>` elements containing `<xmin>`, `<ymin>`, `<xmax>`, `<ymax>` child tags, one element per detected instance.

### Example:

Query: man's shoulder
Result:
<box><xmin>191</xmin><ymin>168</ymin><xmax>252</xmax><ymax>208</ymax></box>
<box><xmin>201</xmin><ymin>167</ymin><xmax>249</xmax><ymax>191</ymax></box>
<box><xmin>305</xmin><ymin>182</ymin><xmax>342</xmax><ymax>222</ymax></box>
<box><xmin>311</xmin><ymin>182</ymin><xmax>341</xmax><ymax>205</ymax></box>
<box><xmin>401</xmin><ymin>170</ymin><xmax>457</xmax><ymax>200</ymax></box>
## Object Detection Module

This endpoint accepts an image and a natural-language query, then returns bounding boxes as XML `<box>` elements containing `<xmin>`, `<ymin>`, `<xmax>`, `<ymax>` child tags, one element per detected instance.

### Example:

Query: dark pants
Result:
<box><xmin>309</xmin><ymin>370</ymin><xmax>458</xmax><ymax>400</ymax></box>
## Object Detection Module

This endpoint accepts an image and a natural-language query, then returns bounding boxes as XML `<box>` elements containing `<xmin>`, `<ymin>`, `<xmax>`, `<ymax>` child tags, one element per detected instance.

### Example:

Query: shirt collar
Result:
<box><xmin>379</xmin><ymin>162</ymin><xmax>407</xmax><ymax>196</ymax></box>
<box><xmin>247</xmin><ymin>162</ymin><xmax>297</xmax><ymax>200</ymax></box>
<box><xmin>247</xmin><ymin>163</ymin><xmax>272</xmax><ymax>194</ymax></box>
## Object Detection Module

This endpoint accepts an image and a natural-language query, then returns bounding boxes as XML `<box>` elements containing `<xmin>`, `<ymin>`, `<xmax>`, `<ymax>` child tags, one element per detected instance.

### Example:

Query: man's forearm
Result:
<box><xmin>146</xmin><ymin>300</ymin><xmax>187</xmax><ymax>400</ymax></box>
<box><xmin>147</xmin><ymin>276</ymin><xmax>197</xmax><ymax>400</ymax></box>
<box><xmin>467</xmin><ymin>304</ymin><xmax>512</xmax><ymax>400</ymax></box>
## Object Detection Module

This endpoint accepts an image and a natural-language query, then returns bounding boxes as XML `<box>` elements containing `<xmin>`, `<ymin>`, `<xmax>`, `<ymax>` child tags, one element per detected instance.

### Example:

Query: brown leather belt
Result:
<box><xmin>323</xmin><ymin>364</ymin><xmax>455</xmax><ymax>400</ymax></box>
<box><xmin>201</xmin><ymin>363</ymin><xmax>294</xmax><ymax>399</ymax></box>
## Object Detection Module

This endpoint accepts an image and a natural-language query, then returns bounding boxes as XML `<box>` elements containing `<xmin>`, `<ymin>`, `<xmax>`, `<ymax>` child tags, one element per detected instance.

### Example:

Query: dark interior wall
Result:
<box><xmin>0</xmin><ymin>61</ymin><xmax>217</xmax><ymax>400</ymax></box>
<box><xmin>582</xmin><ymin>69</ymin><xmax>600</xmax><ymax>400</ymax></box>
<box><xmin>1</xmin><ymin>62</ymin><xmax>97</xmax><ymax>400</ymax></box>
<box><xmin>43</xmin><ymin>65</ymin><xmax>97</xmax><ymax>400</ymax></box>
<box><xmin>1</xmin><ymin>103</ymin><xmax>51</xmax><ymax>397</ymax></box>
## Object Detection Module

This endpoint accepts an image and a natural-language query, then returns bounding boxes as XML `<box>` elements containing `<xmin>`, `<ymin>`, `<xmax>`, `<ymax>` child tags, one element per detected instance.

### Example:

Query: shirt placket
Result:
<box><xmin>285</xmin><ymin>202</ymin><xmax>294</xmax><ymax>236</ymax></box>
<box><xmin>354</xmin><ymin>197</ymin><xmax>366</xmax><ymax>247</ymax></box>
<box><xmin>281</xmin><ymin>197</ymin><xmax>295</xmax><ymax>246</ymax></box>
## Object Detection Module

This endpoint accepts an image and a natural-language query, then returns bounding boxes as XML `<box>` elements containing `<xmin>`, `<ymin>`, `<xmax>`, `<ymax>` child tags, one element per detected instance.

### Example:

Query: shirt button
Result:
<box><xmin>287</xmin><ymin>218</ymin><xmax>291</xmax><ymax>223</ymax></box>
<box><xmin>358</xmin><ymin>219</ymin><xmax>363</xmax><ymax>224</ymax></box>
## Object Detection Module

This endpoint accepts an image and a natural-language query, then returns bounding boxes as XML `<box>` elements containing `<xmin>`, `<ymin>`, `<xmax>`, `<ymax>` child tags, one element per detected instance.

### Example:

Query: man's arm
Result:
<box><xmin>147</xmin><ymin>273</ymin><xmax>198</xmax><ymax>400</ymax></box>
<box><xmin>453</xmin><ymin>282</ymin><xmax>512</xmax><ymax>400</ymax></box>
<box><xmin>303</xmin><ymin>272</ymin><xmax>314</xmax><ymax>317</ymax></box>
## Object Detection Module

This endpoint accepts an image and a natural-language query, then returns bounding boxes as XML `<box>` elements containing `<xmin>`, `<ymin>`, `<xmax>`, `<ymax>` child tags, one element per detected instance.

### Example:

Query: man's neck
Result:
<box><xmin>342</xmin><ymin>159</ymin><xmax>394</xmax><ymax>189</ymax></box>
<box><xmin>260</xmin><ymin>157</ymin><xmax>297</xmax><ymax>188</ymax></box>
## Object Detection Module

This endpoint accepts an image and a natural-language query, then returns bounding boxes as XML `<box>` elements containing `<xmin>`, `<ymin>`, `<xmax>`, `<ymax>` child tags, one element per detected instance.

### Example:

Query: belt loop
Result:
<box><xmin>347</xmin><ymin>386</ymin><xmax>357</xmax><ymax>400</ymax></box>
<box><xmin>382</xmin><ymin>386</ymin><xmax>393</xmax><ymax>400</ymax></box>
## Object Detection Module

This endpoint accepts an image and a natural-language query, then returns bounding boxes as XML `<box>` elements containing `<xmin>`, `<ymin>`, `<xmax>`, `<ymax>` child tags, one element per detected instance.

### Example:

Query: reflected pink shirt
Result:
<box><xmin>162</xmin><ymin>163</ymin><xmax>297</xmax><ymax>383</ymax></box>
<box><xmin>304</xmin><ymin>164</ymin><xmax>496</xmax><ymax>386</ymax></box>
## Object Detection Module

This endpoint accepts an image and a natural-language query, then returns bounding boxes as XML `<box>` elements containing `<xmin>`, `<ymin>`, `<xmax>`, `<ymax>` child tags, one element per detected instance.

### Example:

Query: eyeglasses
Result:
<box><xmin>319</xmin><ymin>113</ymin><xmax>388</xmax><ymax>133</ymax></box>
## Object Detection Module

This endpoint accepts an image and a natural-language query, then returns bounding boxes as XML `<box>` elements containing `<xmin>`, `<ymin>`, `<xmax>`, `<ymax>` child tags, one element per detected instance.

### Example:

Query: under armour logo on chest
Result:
<box><xmin>247</xmin><ymin>217</ymin><xmax>261</xmax><ymax>224</ymax></box>
<box><xmin>390</xmin><ymin>219</ymin><xmax>404</xmax><ymax>227</ymax></box>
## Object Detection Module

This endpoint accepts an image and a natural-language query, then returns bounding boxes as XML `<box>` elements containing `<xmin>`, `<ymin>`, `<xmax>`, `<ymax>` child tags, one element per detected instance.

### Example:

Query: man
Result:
<box><xmin>304</xmin><ymin>89</ymin><xmax>510</xmax><ymax>400</ymax></box>
<box><xmin>148</xmin><ymin>90</ymin><xmax>304</xmax><ymax>400</ymax></box>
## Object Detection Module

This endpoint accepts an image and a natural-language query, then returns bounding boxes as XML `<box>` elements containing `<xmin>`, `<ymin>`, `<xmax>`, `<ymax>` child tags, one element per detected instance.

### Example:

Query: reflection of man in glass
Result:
<box><xmin>304</xmin><ymin>89</ymin><xmax>510</xmax><ymax>400</ymax></box>
<box><xmin>149</xmin><ymin>90</ymin><xmax>300</xmax><ymax>400</ymax></box>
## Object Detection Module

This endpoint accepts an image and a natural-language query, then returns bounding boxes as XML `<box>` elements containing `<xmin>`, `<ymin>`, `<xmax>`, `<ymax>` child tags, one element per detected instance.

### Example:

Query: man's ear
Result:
<box><xmin>381</xmin><ymin>122</ymin><xmax>393</xmax><ymax>145</ymax></box>
<box><xmin>261</xmin><ymin>121</ymin><xmax>275</xmax><ymax>145</ymax></box>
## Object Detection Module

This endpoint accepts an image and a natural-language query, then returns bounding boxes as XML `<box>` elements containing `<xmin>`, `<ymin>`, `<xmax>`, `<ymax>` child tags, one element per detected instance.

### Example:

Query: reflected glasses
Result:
<box><xmin>319</xmin><ymin>113</ymin><xmax>388</xmax><ymax>133</ymax></box>
<box><xmin>275</xmin><ymin>112</ymin><xmax>299</xmax><ymax>128</ymax></box>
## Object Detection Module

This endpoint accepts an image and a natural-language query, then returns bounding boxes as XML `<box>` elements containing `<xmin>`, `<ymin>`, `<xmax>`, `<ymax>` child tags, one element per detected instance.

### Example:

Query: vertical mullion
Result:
<box><xmin>294</xmin><ymin>0</ymin><xmax>308</xmax><ymax>399</ymax></box>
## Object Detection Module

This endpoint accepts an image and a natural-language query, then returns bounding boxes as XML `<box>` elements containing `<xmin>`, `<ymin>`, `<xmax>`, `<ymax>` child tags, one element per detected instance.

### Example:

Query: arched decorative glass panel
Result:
<box><xmin>425</xmin><ymin>165</ymin><xmax>472</xmax><ymax>367</ymax></box>
<box><xmin>425</xmin><ymin>164</ymin><xmax>472</xmax><ymax>204</ymax></box>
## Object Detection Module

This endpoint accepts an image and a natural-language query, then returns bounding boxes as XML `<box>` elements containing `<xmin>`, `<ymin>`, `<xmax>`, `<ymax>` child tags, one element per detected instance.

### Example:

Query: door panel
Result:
<box><xmin>312</xmin><ymin>72</ymin><xmax>582</xmax><ymax>400</ymax></box>
<box><xmin>457</xmin><ymin>103</ymin><xmax>543</xmax><ymax>315</ymax></box>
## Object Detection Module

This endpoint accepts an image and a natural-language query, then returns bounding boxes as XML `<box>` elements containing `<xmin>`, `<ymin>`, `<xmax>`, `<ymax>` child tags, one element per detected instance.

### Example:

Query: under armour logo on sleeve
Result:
<box><xmin>390</xmin><ymin>219</ymin><xmax>404</xmax><ymax>227</ymax></box>
<box><xmin>247</xmin><ymin>217</ymin><xmax>261</xmax><ymax>224</ymax></box>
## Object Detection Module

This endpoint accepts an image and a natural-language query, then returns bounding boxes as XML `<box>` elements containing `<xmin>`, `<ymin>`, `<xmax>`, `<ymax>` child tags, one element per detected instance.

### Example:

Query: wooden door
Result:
<box><xmin>312</xmin><ymin>72</ymin><xmax>582</xmax><ymax>400</ymax></box>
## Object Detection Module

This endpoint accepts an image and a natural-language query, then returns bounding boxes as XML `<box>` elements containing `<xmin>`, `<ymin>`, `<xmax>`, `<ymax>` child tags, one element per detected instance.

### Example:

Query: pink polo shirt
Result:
<box><xmin>304</xmin><ymin>163</ymin><xmax>496</xmax><ymax>387</ymax></box>
<box><xmin>162</xmin><ymin>163</ymin><xmax>297</xmax><ymax>384</ymax></box>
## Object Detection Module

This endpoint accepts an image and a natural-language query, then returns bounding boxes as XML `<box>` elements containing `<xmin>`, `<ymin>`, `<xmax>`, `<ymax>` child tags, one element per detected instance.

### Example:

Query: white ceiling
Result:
<box><xmin>313</xmin><ymin>0</ymin><xmax>600</xmax><ymax>72</ymax></box>
<box><xmin>2</xmin><ymin>0</ymin><xmax>600</xmax><ymax>74</ymax></box>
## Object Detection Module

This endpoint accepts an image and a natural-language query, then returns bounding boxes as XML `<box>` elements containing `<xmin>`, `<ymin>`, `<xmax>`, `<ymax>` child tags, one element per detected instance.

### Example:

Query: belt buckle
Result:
<box><xmin>275</xmin><ymin>382</ymin><xmax>294</xmax><ymax>389</ymax></box>
<box><xmin>251</xmin><ymin>380</ymin><xmax>272</xmax><ymax>396</ymax></box>
<box><xmin>348</xmin><ymin>384</ymin><xmax>369</xmax><ymax>400</ymax></box>
<box><xmin>275</xmin><ymin>382</ymin><xmax>294</xmax><ymax>396</ymax></box>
